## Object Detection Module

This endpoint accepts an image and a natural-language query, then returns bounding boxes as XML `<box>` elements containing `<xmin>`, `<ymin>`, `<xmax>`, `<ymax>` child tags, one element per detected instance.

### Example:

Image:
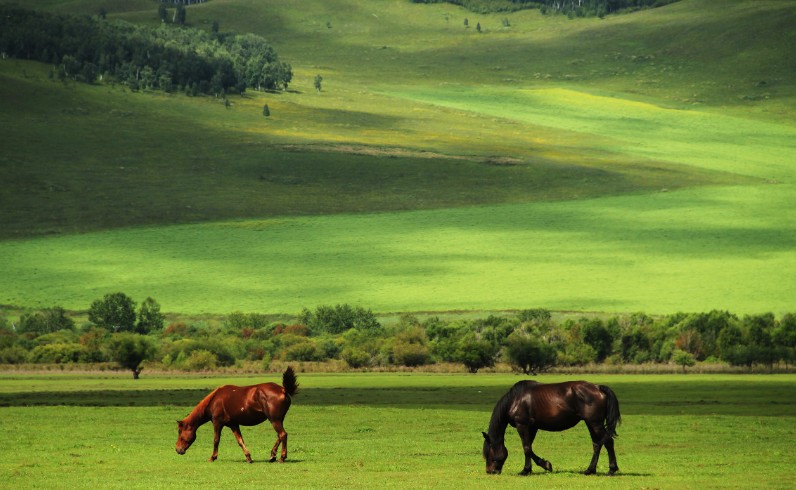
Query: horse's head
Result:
<box><xmin>175</xmin><ymin>420</ymin><xmax>196</xmax><ymax>455</ymax></box>
<box><xmin>482</xmin><ymin>432</ymin><xmax>508</xmax><ymax>474</ymax></box>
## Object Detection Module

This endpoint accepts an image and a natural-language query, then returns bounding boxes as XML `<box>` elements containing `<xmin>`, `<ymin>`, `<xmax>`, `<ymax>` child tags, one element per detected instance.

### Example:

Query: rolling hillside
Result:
<box><xmin>1</xmin><ymin>0</ymin><xmax>794</xmax><ymax>315</ymax></box>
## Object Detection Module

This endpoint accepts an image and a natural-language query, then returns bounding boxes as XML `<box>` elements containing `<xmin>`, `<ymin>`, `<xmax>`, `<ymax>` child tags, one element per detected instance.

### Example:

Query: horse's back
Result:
<box><xmin>208</xmin><ymin>383</ymin><xmax>288</xmax><ymax>425</ymax></box>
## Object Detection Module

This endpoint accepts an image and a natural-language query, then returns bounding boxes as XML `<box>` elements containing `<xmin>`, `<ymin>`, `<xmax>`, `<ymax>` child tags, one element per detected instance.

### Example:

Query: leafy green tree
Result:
<box><xmin>89</xmin><ymin>292</ymin><xmax>137</xmax><ymax>332</ymax></box>
<box><xmin>504</xmin><ymin>334</ymin><xmax>557</xmax><ymax>375</ymax></box>
<box><xmin>300</xmin><ymin>304</ymin><xmax>380</xmax><ymax>334</ymax></box>
<box><xmin>774</xmin><ymin>314</ymin><xmax>796</xmax><ymax>348</ymax></box>
<box><xmin>108</xmin><ymin>333</ymin><xmax>156</xmax><ymax>379</ymax></box>
<box><xmin>718</xmin><ymin>323</ymin><xmax>744</xmax><ymax>359</ymax></box>
<box><xmin>455</xmin><ymin>337</ymin><xmax>496</xmax><ymax>373</ymax></box>
<box><xmin>263</xmin><ymin>104</ymin><xmax>270</xmax><ymax>117</ymax></box>
<box><xmin>581</xmin><ymin>319</ymin><xmax>614</xmax><ymax>362</ymax></box>
<box><xmin>314</xmin><ymin>74</ymin><xmax>323</xmax><ymax>93</ymax></box>
<box><xmin>18</xmin><ymin>306</ymin><xmax>75</xmax><ymax>336</ymax></box>
<box><xmin>672</xmin><ymin>349</ymin><xmax>696</xmax><ymax>373</ymax></box>
<box><xmin>137</xmin><ymin>297</ymin><xmax>165</xmax><ymax>334</ymax></box>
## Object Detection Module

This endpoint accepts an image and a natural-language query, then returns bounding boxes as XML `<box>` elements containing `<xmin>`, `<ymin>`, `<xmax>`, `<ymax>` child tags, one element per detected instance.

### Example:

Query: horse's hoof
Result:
<box><xmin>608</xmin><ymin>467</ymin><xmax>619</xmax><ymax>476</ymax></box>
<box><xmin>583</xmin><ymin>468</ymin><xmax>596</xmax><ymax>475</ymax></box>
<box><xmin>519</xmin><ymin>469</ymin><xmax>532</xmax><ymax>476</ymax></box>
<box><xmin>542</xmin><ymin>461</ymin><xmax>553</xmax><ymax>472</ymax></box>
<box><xmin>268</xmin><ymin>457</ymin><xmax>277</xmax><ymax>463</ymax></box>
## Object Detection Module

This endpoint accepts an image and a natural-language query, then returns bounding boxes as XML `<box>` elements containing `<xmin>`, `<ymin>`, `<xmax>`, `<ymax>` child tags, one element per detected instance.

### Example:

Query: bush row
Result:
<box><xmin>3</xmin><ymin>301</ymin><xmax>795</xmax><ymax>375</ymax></box>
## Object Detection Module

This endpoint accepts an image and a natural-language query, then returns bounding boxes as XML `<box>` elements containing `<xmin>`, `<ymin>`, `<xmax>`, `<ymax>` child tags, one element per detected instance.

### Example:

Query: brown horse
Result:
<box><xmin>482</xmin><ymin>380</ymin><xmax>620</xmax><ymax>476</ymax></box>
<box><xmin>176</xmin><ymin>366</ymin><xmax>299</xmax><ymax>463</ymax></box>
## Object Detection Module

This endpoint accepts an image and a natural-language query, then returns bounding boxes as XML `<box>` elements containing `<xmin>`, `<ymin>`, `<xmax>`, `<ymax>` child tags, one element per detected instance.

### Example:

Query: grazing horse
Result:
<box><xmin>176</xmin><ymin>366</ymin><xmax>299</xmax><ymax>463</ymax></box>
<box><xmin>482</xmin><ymin>380</ymin><xmax>620</xmax><ymax>476</ymax></box>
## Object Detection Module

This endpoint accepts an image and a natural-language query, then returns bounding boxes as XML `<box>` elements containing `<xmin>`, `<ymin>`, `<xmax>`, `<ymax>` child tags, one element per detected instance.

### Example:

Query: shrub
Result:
<box><xmin>557</xmin><ymin>341</ymin><xmax>596</xmax><ymax>366</ymax></box>
<box><xmin>342</xmin><ymin>347</ymin><xmax>370</xmax><ymax>368</ymax></box>
<box><xmin>283</xmin><ymin>324</ymin><xmax>310</xmax><ymax>336</ymax></box>
<box><xmin>0</xmin><ymin>346</ymin><xmax>28</xmax><ymax>363</ymax></box>
<box><xmin>29</xmin><ymin>342</ymin><xmax>87</xmax><ymax>363</ymax></box>
<box><xmin>284</xmin><ymin>340</ymin><xmax>323</xmax><ymax>362</ymax></box>
<box><xmin>392</xmin><ymin>341</ymin><xmax>431</xmax><ymax>367</ymax></box>
<box><xmin>182</xmin><ymin>349</ymin><xmax>218</xmax><ymax>371</ymax></box>
<box><xmin>163</xmin><ymin>322</ymin><xmax>192</xmax><ymax>338</ymax></box>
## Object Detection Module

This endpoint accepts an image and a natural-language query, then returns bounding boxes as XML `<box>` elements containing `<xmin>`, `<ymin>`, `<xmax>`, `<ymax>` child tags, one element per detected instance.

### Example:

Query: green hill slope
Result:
<box><xmin>1</xmin><ymin>0</ymin><xmax>794</xmax><ymax>315</ymax></box>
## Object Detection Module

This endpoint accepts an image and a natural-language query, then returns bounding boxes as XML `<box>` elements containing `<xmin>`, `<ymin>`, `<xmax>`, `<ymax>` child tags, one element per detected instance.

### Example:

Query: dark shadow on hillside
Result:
<box><xmin>2</xmin><ymin>381</ymin><xmax>794</xmax><ymax>416</ymax></box>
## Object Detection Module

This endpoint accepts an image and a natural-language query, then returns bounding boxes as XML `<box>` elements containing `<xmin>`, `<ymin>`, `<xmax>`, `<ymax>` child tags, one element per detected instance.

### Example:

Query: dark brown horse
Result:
<box><xmin>176</xmin><ymin>366</ymin><xmax>299</xmax><ymax>463</ymax></box>
<box><xmin>482</xmin><ymin>380</ymin><xmax>620</xmax><ymax>476</ymax></box>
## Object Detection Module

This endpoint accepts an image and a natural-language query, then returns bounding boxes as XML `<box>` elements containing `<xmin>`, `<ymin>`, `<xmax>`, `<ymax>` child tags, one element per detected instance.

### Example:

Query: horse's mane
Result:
<box><xmin>487</xmin><ymin>380</ymin><xmax>539</xmax><ymax>443</ymax></box>
<box><xmin>184</xmin><ymin>387</ymin><xmax>220</xmax><ymax>426</ymax></box>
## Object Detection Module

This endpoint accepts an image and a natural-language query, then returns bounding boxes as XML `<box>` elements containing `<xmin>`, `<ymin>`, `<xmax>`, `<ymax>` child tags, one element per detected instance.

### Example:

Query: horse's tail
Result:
<box><xmin>599</xmin><ymin>384</ymin><xmax>621</xmax><ymax>439</ymax></box>
<box><xmin>282</xmin><ymin>366</ymin><xmax>299</xmax><ymax>397</ymax></box>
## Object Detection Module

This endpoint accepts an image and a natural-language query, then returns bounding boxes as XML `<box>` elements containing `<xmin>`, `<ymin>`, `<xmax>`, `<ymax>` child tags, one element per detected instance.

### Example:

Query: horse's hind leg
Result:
<box><xmin>584</xmin><ymin>424</ymin><xmax>606</xmax><ymax>475</ymax></box>
<box><xmin>229</xmin><ymin>425</ymin><xmax>253</xmax><ymax>463</ymax></box>
<box><xmin>269</xmin><ymin>420</ymin><xmax>288</xmax><ymax>463</ymax></box>
<box><xmin>604</xmin><ymin>435</ymin><xmax>619</xmax><ymax>475</ymax></box>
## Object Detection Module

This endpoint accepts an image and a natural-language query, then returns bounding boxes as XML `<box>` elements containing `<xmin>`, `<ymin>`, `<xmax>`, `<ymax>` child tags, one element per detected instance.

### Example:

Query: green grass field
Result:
<box><xmin>0</xmin><ymin>373</ymin><xmax>794</xmax><ymax>489</ymax></box>
<box><xmin>1</xmin><ymin>0</ymin><xmax>795</xmax><ymax>317</ymax></box>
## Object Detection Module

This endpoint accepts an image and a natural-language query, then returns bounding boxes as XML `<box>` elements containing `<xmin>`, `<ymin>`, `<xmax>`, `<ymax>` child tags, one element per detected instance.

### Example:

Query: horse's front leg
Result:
<box><xmin>229</xmin><ymin>424</ymin><xmax>253</xmax><ymax>463</ymax></box>
<box><xmin>209</xmin><ymin>421</ymin><xmax>223</xmax><ymax>462</ymax></box>
<box><xmin>516</xmin><ymin>425</ymin><xmax>552</xmax><ymax>475</ymax></box>
<box><xmin>269</xmin><ymin>420</ymin><xmax>288</xmax><ymax>463</ymax></box>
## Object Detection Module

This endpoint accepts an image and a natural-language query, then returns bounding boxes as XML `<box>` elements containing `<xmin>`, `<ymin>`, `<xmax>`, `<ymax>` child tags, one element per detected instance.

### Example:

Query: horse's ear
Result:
<box><xmin>482</xmin><ymin>432</ymin><xmax>491</xmax><ymax>443</ymax></box>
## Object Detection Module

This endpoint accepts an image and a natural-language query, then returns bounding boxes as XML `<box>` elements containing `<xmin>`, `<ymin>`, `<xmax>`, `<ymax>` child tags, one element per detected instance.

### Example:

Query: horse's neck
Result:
<box><xmin>185</xmin><ymin>404</ymin><xmax>210</xmax><ymax>428</ymax></box>
<box><xmin>487</xmin><ymin>404</ymin><xmax>510</xmax><ymax>445</ymax></box>
<box><xmin>184</xmin><ymin>390</ymin><xmax>216</xmax><ymax>428</ymax></box>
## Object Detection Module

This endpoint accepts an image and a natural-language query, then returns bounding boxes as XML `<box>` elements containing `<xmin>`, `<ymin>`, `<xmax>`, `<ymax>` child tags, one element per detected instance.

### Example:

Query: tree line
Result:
<box><xmin>0</xmin><ymin>5</ymin><xmax>292</xmax><ymax>96</ymax></box>
<box><xmin>2</xmin><ymin>296</ymin><xmax>795</xmax><ymax>377</ymax></box>
<box><xmin>411</xmin><ymin>0</ymin><xmax>679</xmax><ymax>16</ymax></box>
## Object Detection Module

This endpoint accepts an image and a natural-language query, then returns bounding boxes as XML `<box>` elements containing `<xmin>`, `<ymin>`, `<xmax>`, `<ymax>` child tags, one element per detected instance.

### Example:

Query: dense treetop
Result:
<box><xmin>0</xmin><ymin>4</ymin><xmax>292</xmax><ymax>95</ymax></box>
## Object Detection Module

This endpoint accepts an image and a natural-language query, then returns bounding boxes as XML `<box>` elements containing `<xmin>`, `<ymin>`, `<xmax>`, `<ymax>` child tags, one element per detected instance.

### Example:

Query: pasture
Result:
<box><xmin>0</xmin><ymin>373</ymin><xmax>794</xmax><ymax>489</ymax></box>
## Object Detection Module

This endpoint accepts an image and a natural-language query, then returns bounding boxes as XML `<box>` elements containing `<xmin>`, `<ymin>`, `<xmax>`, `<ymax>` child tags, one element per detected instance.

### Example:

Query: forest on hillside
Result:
<box><xmin>0</xmin><ymin>5</ymin><xmax>292</xmax><ymax>95</ymax></box>
<box><xmin>411</xmin><ymin>0</ymin><xmax>680</xmax><ymax>16</ymax></box>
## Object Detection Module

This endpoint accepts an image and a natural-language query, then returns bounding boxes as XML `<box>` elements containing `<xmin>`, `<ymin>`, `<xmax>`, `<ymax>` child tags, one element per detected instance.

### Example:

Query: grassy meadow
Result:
<box><xmin>0</xmin><ymin>373</ymin><xmax>794</xmax><ymax>489</ymax></box>
<box><xmin>1</xmin><ymin>0</ymin><xmax>796</xmax><ymax>317</ymax></box>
